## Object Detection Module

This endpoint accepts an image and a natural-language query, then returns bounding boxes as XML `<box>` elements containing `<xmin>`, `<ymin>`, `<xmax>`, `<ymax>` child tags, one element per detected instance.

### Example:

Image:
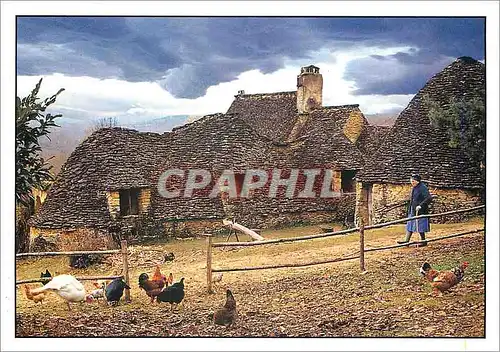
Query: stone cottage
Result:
<box><xmin>29</xmin><ymin>65</ymin><xmax>389</xmax><ymax>249</ymax></box>
<box><xmin>355</xmin><ymin>57</ymin><xmax>485</xmax><ymax>225</ymax></box>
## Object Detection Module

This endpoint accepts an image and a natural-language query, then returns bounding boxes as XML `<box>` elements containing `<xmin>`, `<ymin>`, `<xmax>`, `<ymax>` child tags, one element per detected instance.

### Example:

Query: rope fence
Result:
<box><xmin>205</xmin><ymin>205</ymin><xmax>485</xmax><ymax>292</ymax></box>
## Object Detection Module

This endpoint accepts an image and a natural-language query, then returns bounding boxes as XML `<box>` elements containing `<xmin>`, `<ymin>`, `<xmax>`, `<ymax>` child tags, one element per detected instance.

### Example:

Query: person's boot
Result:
<box><xmin>417</xmin><ymin>232</ymin><xmax>427</xmax><ymax>247</ymax></box>
<box><xmin>397</xmin><ymin>231</ymin><xmax>412</xmax><ymax>244</ymax></box>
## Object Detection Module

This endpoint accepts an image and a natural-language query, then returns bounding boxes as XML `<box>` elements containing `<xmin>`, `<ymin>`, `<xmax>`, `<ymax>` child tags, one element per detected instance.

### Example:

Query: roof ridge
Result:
<box><xmin>90</xmin><ymin>126</ymin><xmax>166</xmax><ymax>138</ymax></box>
<box><xmin>234</xmin><ymin>91</ymin><xmax>296</xmax><ymax>98</ymax></box>
<box><xmin>170</xmin><ymin>113</ymin><xmax>224</xmax><ymax>132</ymax></box>
<box><xmin>320</xmin><ymin>104</ymin><xmax>360</xmax><ymax>109</ymax></box>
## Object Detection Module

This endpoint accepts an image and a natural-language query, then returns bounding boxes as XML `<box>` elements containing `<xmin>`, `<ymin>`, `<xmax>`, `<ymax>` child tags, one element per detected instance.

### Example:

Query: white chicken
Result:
<box><xmin>26</xmin><ymin>274</ymin><xmax>93</xmax><ymax>310</ymax></box>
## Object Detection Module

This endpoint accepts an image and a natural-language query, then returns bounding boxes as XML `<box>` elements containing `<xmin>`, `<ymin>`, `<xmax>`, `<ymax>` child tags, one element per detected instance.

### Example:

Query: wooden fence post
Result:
<box><xmin>206</xmin><ymin>234</ymin><xmax>214</xmax><ymax>294</ymax></box>
<box><xmin>121</xmin><ymin>240</ymin><xmax>131</xmax><ymax>302</ymax></box>
<box><xmin>359</xmin><ymin>219</ymin><xmax>366</xmax><ymax>272</ymax></box>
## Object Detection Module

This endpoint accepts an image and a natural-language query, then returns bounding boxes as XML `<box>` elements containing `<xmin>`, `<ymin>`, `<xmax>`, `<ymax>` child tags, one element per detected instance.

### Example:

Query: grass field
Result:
<box><xmin>15</xmin><ymin>217</ymin><xmax>485</xmax><ymax>337</ymax></box>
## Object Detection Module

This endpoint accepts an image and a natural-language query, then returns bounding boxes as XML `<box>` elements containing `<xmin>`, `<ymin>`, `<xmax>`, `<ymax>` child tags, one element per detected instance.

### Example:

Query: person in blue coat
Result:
<box><xmin>397</xmin><ymin>174</ymin><xmax>433</xmax><ymax>246</ymax></box>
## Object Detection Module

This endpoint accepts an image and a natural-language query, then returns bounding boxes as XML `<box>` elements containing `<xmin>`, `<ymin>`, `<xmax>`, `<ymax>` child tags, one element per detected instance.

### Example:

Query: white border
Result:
<box><xmin>2</xmin><ymin>1</ymin><xmax>499</xmax><ymax>351</ymax></box>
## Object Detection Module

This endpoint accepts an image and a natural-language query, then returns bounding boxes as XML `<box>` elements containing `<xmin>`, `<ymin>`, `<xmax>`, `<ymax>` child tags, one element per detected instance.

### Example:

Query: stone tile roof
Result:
<box><xmin>31</xmin><ymin>88</ymin><xmax>386</xmax><ymax>229</ymax></box>
<box><xmin>226</xmin><ymin>91</ymin><xmax>298</xmax><ymax>142</ymax></box>
<box><xmin>30</xmin><ymin>128</ymin><xmax>164</xmax><ymax>229</ymax></box>
<box><xmin>289</xmin><ymin>105</ymin><xmax>367</xmax><ymax>169</ymax></box>
<box><xmin>355</xmin><ymin>125</ymin><xmax>391</xmax><ymax>160</ymax></box>
<box><xmin>357</xmin><ymin>57</ymin><xmax>485</xmax><ymax>188</ymax></box>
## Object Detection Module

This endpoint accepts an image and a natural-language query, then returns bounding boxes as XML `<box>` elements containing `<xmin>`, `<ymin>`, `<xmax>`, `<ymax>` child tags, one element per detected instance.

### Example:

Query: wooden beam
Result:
<box><xmin>211</xmin><ymin>228</ymin><xmax>484</xmax><ymax>274</ymax></box>
<box><xmin>211</xmin><ymin>205</ymin><xmax>485</xmax><ymax>248</ymax></box>
<box><xmin>16</xmin><ymin>249</ymin><xmax>121</xmax><ymax>258</ymax></box>
<box><xmin>212</xmin><ymin>254</ymin><xmax>360</xmax><ymax>273</ymax></box>
<box><xmin>213</xmin><ymin>227</ymin><xmax>358</xmax><ymax>248</ymax></box>
<box><xmin>364</xmin><ymin>205</ymin><xmax>485</xmax><ymax>231</ymax></box>
<box><xmin>364</xmin><ymin>228</ymin><xmax>484</xmax><ymax>253</ymax></box>
<box><xmin>16</xmin><ymin>275</ymin><xmax>123</xmax><ymax>285</ymax></box>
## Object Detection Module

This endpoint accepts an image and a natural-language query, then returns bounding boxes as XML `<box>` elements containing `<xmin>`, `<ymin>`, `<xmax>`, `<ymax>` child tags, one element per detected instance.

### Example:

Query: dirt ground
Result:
<box><xmin>15</xmin><ymin>218</ymin><xmax>485</xmax><ymax>337</ymax></box>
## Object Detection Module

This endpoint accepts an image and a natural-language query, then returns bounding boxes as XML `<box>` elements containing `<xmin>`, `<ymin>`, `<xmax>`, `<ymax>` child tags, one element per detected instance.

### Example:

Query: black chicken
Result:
<box><xmin>105</xmin><ymin>278</ymin><xmax>130</xmax><ymax>306</ymax></box>
<box><xmin>40</xmin><ymin>269</ymin><xmax>52</xmax><ymax>285</ymax></box>
<box><xmin>164</xmin><ymin>252</ymin><xmax>175</xmax><ymax>263</ymax></box>
<box><xmin>156</xmin><ymin>277</ymin><xmax>184</xmax><ymax>311</ymax></box>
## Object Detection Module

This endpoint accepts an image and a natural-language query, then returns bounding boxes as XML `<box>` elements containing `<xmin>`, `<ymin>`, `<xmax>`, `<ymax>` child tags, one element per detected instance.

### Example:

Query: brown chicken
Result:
<box><xmin>420</xmin><ymin>261</ymin><xmax>469</xmax><ymax>295</ymax></box>
<box><xmin>138</xmin><ymin>273</ymin><xmax>165</xmax><ymax>303</ymax></box>
<box><xmin>213</xmin><ymin>289</ymin><xmax>237</xmax><ymax>327</ymax></box>
<box><xmin>24</xmin><ymin>285</ymin><xmax>47</xmax><ymax>304</ymax></box>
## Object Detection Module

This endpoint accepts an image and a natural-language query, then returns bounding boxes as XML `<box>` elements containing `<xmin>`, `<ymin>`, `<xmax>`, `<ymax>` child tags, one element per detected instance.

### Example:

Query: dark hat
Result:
<box><xmin>411</xmin><ymin>174</ymin><xmax>422</xmax><ymax>182</ymax></box>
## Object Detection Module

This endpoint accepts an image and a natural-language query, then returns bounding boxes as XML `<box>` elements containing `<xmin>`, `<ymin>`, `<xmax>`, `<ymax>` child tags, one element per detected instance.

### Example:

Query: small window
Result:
<box><xmin>341</xmin><ymin>170</ymin><xmax>357</xmax><ymax>193</ymax></box>
<box><xmin>119</xmin><ymin>189</ymin><xmax>140</xmax><ymax>216</ymax></box>
<box><xmin>235</xmin><ymin>173</ymin><xmax>245</xmax><ymax>197</ymax></box>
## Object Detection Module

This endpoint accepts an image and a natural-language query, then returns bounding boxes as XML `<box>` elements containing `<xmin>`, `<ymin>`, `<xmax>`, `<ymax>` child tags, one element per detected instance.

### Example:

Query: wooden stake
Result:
<box><xmin>205</xmin><ymin>234</ymin><xmax>214</xmax><ymax>294</ymax></box>
<box><xmin>121</xmin><ymin>240</ymin><xmax>131</xmax><ymax>302</ymax></box>
<box><xmin>359</xmin><ymin>219</ymin><xmax>365</xmax><ymax>272</ymax></box>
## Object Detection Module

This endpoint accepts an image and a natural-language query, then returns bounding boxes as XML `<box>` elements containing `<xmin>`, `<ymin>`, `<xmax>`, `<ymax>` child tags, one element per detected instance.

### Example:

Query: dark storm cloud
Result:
<box><xmin>17</xmin><ymin>17</ymin><xmax>485</xmax><ymax>98</ymax></box>
<box><xmin>345</xmin><ymin>50</ymin><xmax>457</xmax><ymax>95</ymax></box>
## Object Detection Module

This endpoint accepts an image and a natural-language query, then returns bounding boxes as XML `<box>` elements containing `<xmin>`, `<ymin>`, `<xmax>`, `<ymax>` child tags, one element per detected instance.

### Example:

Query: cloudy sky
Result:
<box><xmin>16</xmin><ymin>17</ymin><xmax>485</xmax><ymax>130</ymax></box>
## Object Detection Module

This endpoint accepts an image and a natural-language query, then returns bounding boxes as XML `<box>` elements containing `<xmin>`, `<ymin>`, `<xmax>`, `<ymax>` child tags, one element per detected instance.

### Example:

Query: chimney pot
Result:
<box><xmin>297</xmin><ymin>65</ymin><xmax>323</xmax><ymax>113</ymax></box>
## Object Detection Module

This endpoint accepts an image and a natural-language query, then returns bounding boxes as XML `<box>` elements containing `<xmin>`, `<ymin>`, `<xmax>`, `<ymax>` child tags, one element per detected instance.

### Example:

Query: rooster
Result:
<box><xmin>212</xmin><ymin>289</ymin><xmax>237</xmax><ymax>327</ymax></box>
<box><xmin>139</xmin><ymin>272</ymin><xmax>169</xmax><ymax>303</ymax></box>
<box><xmin>420</xmin><ymin>261</ymin><xmax>469</xmax><ymax>295</ymax></box>
<box><xmin>151</xmin><ymin>265</ymin><xmax>166</xmax><ymax>282</ymax></box>
<box><xmin>25</xmin><ymin>274</ymin><xmax>93</xmax><ymax>310</ymax></box>
<box><xmin>23</xmin><ymin>285</ymin><xmax>47</xmax><ymax>304</ymax></box>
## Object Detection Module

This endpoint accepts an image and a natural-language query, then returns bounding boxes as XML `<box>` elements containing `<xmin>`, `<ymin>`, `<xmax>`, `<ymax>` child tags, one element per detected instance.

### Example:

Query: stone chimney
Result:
<box><xmin>296</xmin><ymin>65</ymin><xmax>323</xmax><ymax>113</ymax></box>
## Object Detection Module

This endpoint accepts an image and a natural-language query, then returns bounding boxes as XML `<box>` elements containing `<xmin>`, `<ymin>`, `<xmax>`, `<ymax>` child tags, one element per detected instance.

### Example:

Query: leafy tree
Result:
<box><xmin>16</xmin><ymin>78</ymin><xmax>64</xmax><ymax>252</ymax></box>
<box><xmin>425</xmin><ymin>91</ymin><xmax>486</xmax><ymax>182</ymax></box>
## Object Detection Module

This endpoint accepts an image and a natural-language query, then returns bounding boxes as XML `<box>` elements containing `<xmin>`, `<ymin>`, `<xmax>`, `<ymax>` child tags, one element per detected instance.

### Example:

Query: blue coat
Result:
<box><xmin>408</xmin><ymin>182</ymin><xmax>433</xmax><ymax>215</ymax></box>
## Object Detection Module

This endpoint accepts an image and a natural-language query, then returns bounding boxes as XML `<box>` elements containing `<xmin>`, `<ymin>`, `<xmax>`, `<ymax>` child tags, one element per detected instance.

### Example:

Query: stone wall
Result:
<box><xmin>163</xmin><ymin>219</ymin><xmax>223</xmax><ymax>238</ymax></box>
<box><xmin>355</xmin><ymin>181</ymin><xmax>484</xmax><ymax>225</ymax></box>
<box><xmin>138</xmin><ymin>188</ymin><xmax>151</xmax><ymax>213</ymax></box>
<box><xmin>226</xmin><ymin>193</ymin><xmax>356</xmax><ymax>229</ymax></box>
<box><xmin>29</xmin><ymin>227</ymin><xmax>117</xmax><ymax>252</ymax></box>
<box><xmin>343</xmin><ymin>110</ymin><xmax>365</xmax><ymax>144</ymax></box>
<box><xmin>106</xmin><ymin>191</ymin><xmax>120</xmax><ymax>219</ymax></box>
